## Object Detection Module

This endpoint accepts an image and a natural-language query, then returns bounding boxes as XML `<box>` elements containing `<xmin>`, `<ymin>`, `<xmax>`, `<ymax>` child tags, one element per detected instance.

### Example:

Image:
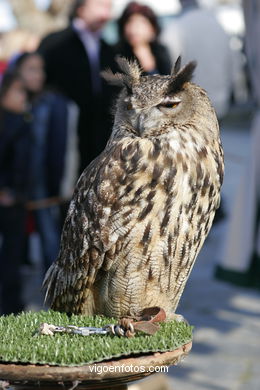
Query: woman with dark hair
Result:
<box><xmin>114</xmin><ymin>1</ymin><xmax>171</xmax><ymax>75</ymax></box>
<box><xmin>0</xmin><ymin>71</ymin><xmax>31</xmax><ymax>314</ymax></box>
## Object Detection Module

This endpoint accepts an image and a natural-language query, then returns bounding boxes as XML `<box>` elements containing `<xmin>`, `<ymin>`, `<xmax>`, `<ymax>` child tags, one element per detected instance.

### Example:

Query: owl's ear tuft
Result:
<box><xmin>101</xmin><ymin>68</ymin><xmax>133</xmax><ymax>95</ymax></box>
<box><xmin>171</xmin><ymin>56</ymin><xmax>182</xmax><ymax>76</ymax></box>
<box><xmin>168</xmin><ymin>60</ymin><xmax>197</xmax><ymax>94</ymax></box>
<box><xmin>116</xmin><ymin>56</ymin><xmax>142</xmax><ymax>84</ymax></box>
<box><xmin>101</xmin><ymin>57</ymin><xmax>142</xmax><ymax>93</ymax></box>
<box><xmin>101</xmin><ymin>68</ymin><xmax>126</xmax><ymax>87</ymax></box>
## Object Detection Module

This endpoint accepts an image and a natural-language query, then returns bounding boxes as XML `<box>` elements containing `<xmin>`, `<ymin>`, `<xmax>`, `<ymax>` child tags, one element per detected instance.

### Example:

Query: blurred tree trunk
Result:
<box><xmin>8</xmin><ymin>0</ymin><xmax>71</xmax><ymax>36</ymax></box>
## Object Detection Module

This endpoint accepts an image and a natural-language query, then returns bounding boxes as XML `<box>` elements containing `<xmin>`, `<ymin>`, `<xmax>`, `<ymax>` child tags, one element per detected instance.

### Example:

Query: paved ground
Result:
<box><xmin>21</xmin><ymin>104</ymin><xmax>260</xmax><ymax>390</ymax></box>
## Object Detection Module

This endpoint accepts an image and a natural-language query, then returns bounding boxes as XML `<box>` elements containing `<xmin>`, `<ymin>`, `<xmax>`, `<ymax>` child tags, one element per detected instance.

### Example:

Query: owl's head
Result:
<box><xmin>102</xmin><ymin>57</ymin><xmax>214</xmax><ymax>137</ymax></box>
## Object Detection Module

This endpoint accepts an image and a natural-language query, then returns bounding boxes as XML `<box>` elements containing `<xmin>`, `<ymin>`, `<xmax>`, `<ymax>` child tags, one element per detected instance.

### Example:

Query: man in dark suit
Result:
<box><xmin>38</xmin><ymin>0</ymin><xmax>116</xmax><ymax>174</ymax></box>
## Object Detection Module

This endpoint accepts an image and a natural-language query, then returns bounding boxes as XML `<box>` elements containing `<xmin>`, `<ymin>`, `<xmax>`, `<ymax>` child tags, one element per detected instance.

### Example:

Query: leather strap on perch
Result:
<box><xmin>117</xmin><ymin>307</ymin><xmax>167</xmax><ymax>337</ymax></box>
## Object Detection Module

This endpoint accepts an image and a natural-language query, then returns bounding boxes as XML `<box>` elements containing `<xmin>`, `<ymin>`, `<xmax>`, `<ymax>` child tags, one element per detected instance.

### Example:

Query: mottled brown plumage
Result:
<box><xmin>43</xmin><ymin>57</ymin><xmax>224</xmax><ymax>318</ymax></box>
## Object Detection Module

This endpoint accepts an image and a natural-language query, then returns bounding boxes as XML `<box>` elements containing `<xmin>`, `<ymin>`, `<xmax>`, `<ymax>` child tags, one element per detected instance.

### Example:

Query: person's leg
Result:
<box><xmin>34</xmin><ymin>206</ymin><xmax>61</xmax><ymax>272</ymax></box>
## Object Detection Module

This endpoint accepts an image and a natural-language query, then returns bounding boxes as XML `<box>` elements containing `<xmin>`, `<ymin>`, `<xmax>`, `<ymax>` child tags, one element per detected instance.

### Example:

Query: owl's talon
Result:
<box><xmin>116</xmin><ymin>318</ymin><xmax>135</xmax><ymax>337</ymax></box>
<box><xmin>114</xmin><ymin>325</ymin><xmax>126</xmax><ymax>337</ymax></box>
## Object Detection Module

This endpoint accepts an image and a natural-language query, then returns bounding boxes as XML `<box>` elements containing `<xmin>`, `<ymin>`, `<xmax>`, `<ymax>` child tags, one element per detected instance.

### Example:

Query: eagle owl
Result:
<box><xmin>44</xmin><ymin>57</ymin><xmax>224</xmax><ymax>319</ymax></box>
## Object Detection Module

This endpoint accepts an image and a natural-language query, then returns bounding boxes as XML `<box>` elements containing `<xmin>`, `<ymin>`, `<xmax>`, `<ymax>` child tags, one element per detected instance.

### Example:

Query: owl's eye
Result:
<box><xmin>158</xmin><ymin>98</ymin><xmax>181</xmax><ymax>110</ymax></box>
<box><xmin>163</xmin><ymin>102</ymin><xmax>180</xmax><ymax>108</ymax></box>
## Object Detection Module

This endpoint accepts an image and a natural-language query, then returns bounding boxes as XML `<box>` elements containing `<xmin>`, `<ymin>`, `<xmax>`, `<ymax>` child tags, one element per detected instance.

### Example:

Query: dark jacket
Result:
<box><xmin>29</xmin><ymin>91</ymin><xmax>68</xmax><ymax>199</ymax></box>
<box><xmin>113</xmin><ymin>40</ymin><xmax>172</xmax><ymax>75</ymax></box>
<box><xmin>0</xmin><ymin>111</ymin><xmax>32</xmax><ymax>202</ymax></box>
<box><xmin>0</xmin><ymin>93</ymin><xmax>69</xmax><ymax>203</ymax></box>
<box><xmin>38</xmin><ymin>26</ymin><xmax>117</xmax><ymax>173</ymax></box>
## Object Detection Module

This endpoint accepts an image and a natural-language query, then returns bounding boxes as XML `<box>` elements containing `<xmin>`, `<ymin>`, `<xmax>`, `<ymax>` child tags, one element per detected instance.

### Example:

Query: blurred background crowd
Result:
<box><xmin>0</xmin><ymin>0</ymin><xmax>259</xmax><ymax>387</ymax></box>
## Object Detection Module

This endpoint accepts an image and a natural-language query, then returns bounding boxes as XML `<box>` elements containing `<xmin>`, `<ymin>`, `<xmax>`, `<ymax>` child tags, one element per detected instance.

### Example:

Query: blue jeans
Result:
<box><xmin>34</xmin><ymin>206</ymin><xmax>61</xmax><ymax>272</ymax></box>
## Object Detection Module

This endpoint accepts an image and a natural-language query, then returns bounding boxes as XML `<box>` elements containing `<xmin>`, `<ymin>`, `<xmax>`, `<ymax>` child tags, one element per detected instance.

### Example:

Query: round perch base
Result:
<box><xmin>0</xmin><ymin>341</ymin><xmax>192</xmax><ymax>389</ymax></box>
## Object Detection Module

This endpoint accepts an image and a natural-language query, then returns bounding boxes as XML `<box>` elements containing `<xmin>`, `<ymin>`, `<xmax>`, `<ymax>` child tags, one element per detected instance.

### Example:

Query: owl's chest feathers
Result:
<box><xmin>96</xmin><ymin>133</ymin><xmax>221</xmax><ymax>246</ymax></box>
<box><xmin>113</xmin><ymin>133</ymin><xmax>220</xmax><ymax>196</ymax></box>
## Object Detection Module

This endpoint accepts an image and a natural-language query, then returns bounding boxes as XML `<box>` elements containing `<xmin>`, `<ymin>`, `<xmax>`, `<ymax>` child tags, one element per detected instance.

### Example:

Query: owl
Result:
<box><xmin>44</xmin><ymin>57</ymin><xmax>224</xmax><ymax>319</ymax></box>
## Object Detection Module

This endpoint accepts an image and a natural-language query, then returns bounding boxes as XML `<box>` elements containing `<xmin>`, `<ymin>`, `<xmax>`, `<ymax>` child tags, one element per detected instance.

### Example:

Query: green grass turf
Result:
<box><xmin>0</xmin><ymin>310</ymin><xmax>193</xmax><ymax>366</ymax></box>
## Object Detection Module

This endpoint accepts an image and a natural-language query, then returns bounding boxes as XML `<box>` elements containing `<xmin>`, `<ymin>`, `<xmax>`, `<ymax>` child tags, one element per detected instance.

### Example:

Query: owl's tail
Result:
<box><xmin>42</xmin><ymin>262</ymin><xmax>58</xmax><ymax>306</ymax></box>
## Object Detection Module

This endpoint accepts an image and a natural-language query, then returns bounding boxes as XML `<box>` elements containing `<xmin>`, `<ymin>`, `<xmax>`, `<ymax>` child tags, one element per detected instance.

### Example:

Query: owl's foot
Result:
<box><xmin>117</xmin><ymin>306</ymin><xmax>167</xmax><ymax>337</ymax></box>
<box><xmin>117</xmin><ymin>318</ymin><xmax>136</xmax><ymax>337</ymax></box>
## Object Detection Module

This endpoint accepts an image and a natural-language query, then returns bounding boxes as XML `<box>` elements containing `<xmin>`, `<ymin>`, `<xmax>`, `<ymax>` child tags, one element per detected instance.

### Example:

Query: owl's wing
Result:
<box><xmin>43</xmin><ymin>141</ymin><xmax>130</xmax><ymax>311</ymax></box>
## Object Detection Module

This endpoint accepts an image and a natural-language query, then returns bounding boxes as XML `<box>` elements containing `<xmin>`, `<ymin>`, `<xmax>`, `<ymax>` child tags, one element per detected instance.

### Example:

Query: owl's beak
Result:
<box><xmin>136</xmin><ymin>112</ymin><xmax>146</xmax><ymax>136</ymax></box>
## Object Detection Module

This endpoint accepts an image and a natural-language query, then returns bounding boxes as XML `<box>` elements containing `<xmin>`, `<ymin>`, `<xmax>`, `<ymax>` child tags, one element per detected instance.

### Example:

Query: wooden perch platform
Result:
<box><xmin>0</xmin><ymin>341</ymin><xmax>192</xmax><ymax>389</ymax></box>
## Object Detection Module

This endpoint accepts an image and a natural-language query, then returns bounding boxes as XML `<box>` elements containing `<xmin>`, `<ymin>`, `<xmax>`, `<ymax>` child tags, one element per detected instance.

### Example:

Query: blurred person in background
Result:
<box><xmin>161</xmin><ymin>0</ymin><xmax>233</xmax><ymax>120</ymax></box>
<box><xmin>13</xmin><ymin>52</ymin><xmax>78</xmax><ymax>272</ymax></box>
<box><xmin>114</xmin><ymin>1</ymin><xmax>171</xmax><ymax>75</ymax></box>
<box><xmin>215</xmin><ymin>0</ymin><xmax>260</xmax><ymax>288</ymax></box>
<box><xmin>0</xmin><ymin>71</ymin><xmax>31</xmax><ymax>314</ymax></box>
<box><xmin>38</xmin><ymin>0</ymin><xmax>116</xmax><ymax>174</ymax></box>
